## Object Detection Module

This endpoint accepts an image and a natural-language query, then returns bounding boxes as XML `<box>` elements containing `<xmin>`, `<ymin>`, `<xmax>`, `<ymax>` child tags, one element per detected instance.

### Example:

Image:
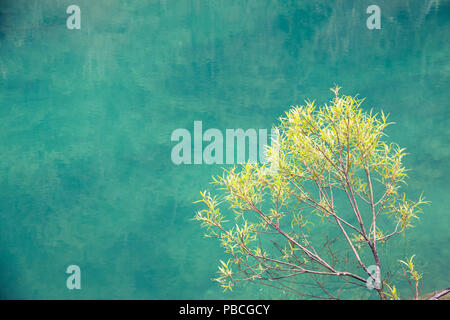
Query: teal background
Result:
<box><xmin>0</xmin><ymin>0</ymin><xmax>448</xmax><ymax>299</ymax></box>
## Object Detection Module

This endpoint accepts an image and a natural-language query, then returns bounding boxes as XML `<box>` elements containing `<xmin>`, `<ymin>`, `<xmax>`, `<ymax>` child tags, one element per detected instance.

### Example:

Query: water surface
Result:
<box><xmin>0</xmin><ymin>0</ymin><xmax>448</xmax><ymax>299</ymax></box>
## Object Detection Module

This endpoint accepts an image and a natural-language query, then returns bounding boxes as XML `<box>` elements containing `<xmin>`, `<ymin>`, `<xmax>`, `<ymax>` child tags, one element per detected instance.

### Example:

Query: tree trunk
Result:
<box><xmin>427</xmin><ymin>288</ymin><xmax>450</xmax><ymax>300</ymax></box>
<box><xmin>377</xmin><ymin>288</ymin><xmax>387</xmax><ymax>300</ymax></box>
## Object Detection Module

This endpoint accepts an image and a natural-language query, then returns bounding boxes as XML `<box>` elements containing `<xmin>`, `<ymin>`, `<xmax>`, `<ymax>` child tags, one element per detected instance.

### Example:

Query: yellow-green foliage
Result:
<box><xmin>194</xmin><ymin>87</ymin><xmax>427</xmax><ymax>297</ymax></box>
<box><xmin>384</xmin><ymin>283</ymin><xmax>400</xmax><ymax>300</ymax></box>
<box><xmin>386</xmin><ymin>255</ymin><xmax>424</xmax><ymax>300</ymax></box>
<box><xmin>399</xmin><ymin>255</ymin><xmax>423</xmax><ymax>283</ymax></box>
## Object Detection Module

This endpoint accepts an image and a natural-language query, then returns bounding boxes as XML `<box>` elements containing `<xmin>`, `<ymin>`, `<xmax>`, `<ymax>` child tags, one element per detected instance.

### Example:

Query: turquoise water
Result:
<box><xmin>0</xmin><ymin>0</ymin><xmax>449</xmax><ymax>299</ymax></box>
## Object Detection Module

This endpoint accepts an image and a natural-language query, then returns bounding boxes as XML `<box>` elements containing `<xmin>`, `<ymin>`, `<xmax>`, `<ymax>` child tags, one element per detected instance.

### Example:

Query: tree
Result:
<box><xmin>194</xmin><ymin>87</ymin><xmax>428</xmax><ymax>300</ymax></box>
